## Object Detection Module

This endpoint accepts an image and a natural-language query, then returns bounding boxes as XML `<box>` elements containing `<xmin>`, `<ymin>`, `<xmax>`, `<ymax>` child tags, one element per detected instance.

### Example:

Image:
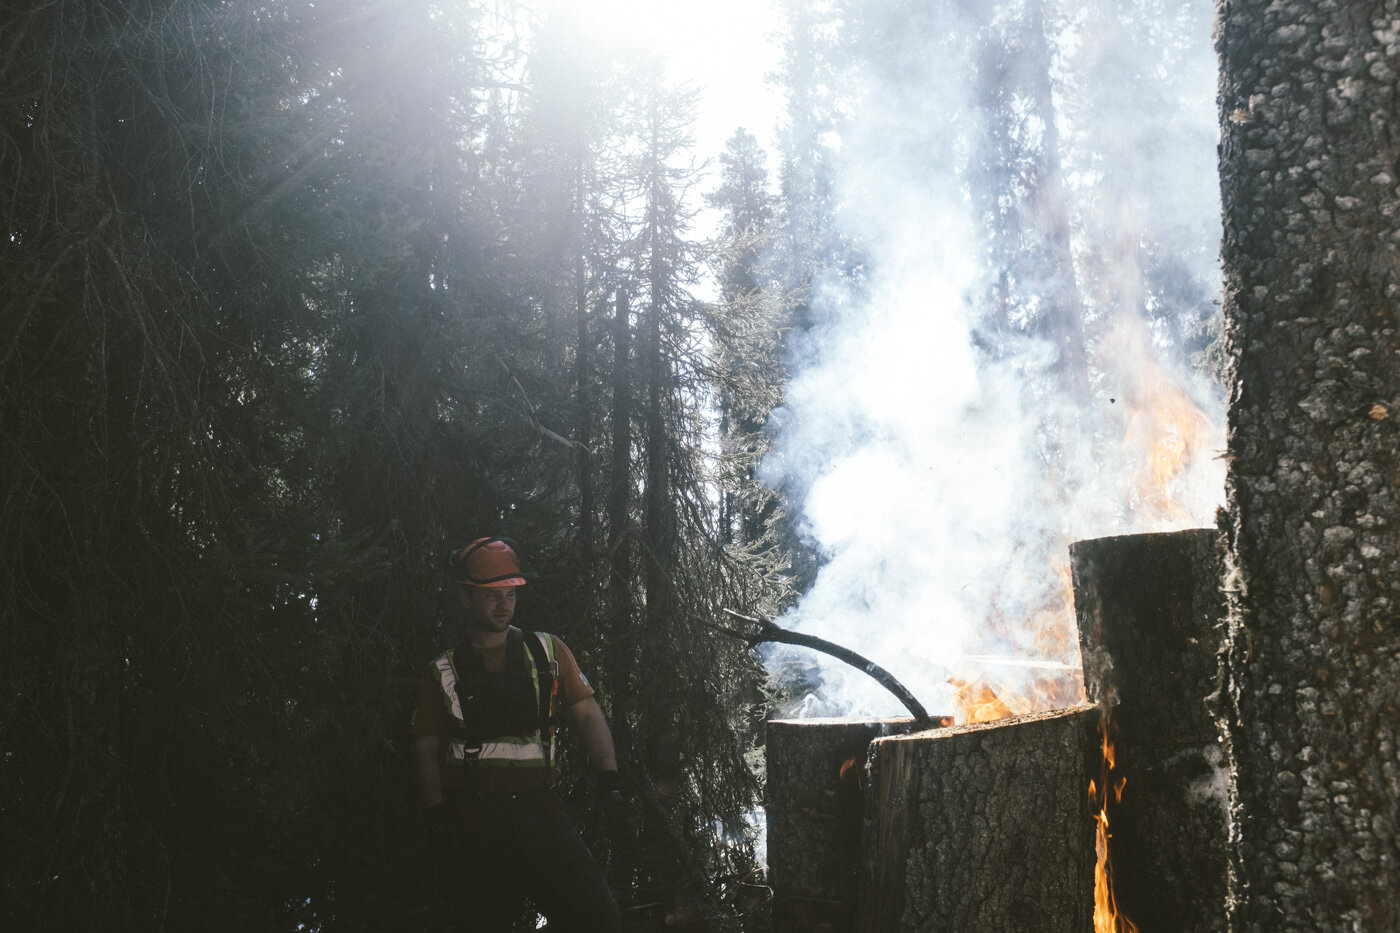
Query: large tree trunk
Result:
<box><xmin>1217</xmin><ymin>0</ymin><xmax>1400</xmax><ymax>928</ymax></box>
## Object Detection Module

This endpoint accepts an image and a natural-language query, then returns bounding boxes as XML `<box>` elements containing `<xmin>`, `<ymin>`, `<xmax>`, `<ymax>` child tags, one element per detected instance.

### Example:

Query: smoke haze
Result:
<box><xmin>761</xmin><ymin>0</ymin><xmax>1225</xmax><ymax>719</ymax></box>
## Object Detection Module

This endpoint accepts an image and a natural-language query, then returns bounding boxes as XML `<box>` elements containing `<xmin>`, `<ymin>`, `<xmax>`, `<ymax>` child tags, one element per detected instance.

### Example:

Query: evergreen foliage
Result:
<box><xmin>1</xmin><ymin>0</ymin><xmax>778</xmax><ymax>928</ymax></box>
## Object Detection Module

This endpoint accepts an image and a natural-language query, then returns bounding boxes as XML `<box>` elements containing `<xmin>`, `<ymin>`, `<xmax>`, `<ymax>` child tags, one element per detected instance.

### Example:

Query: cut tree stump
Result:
<box><xmin>766</xmin><ymin>718</ymin><xmax>919</xmax><ymax>933</ymax></box>
<box><xmin>857</xmin><ymin>707</ymin><xmax>1099</xmax><ymax>932</ymax></box>
<box><xmin>1071</xmin><ymin>528</ymin><xmax>1229</xmax><ymax>933</ymax></box>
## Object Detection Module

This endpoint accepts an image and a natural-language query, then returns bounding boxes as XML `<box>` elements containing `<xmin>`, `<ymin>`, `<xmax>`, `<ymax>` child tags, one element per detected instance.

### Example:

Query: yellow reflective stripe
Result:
<box><xmin>445</xmin><ymin>736</ymin><xmax>547</xmax><ymax>767</ymax></box>
<box><xmin>478</xmin><ymin>740</ymin><xmax>545</xmax><ymax>762</ymax></box>
<box><xmin>434</xmin><ymin>653</ymin><xmax>462</xmax><ymax>720</ymax></box>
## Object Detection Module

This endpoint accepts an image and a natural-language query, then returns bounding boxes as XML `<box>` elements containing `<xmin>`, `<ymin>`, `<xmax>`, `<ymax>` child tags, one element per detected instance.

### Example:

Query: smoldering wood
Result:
<box><xmin>857</xmin><ymin>707</ymin><xmax>1099</xmax><ymax>932</ymax></box>
<box><xmin>1071</xmin><ymin>529</ymin><xmax>1229</xmax><ymax>932</ymax></box>
<box><xmin>716</xmin><ymin>610</ymin><xmax>936</xmax><ymax>726</ymax></box>
<box><xmin>766</xmin><ymin>718</ymin><xmax>921</xmax><ymax>933</ymax></box>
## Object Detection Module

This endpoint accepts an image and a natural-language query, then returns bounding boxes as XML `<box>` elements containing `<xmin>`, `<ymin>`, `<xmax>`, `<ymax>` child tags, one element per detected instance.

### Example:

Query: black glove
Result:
<box><xmin>596</xmin><ymin>770</ymin><xmax>636</xmax><ymax>844</ymax></box>
<box><xmin>423</xmin><ymin>802</ymin><xmax>453</xmax><ymax>859</ymax></box>
<box><xmin>597</xmin><ymin>770</ymin><xmax>624</xmax><ymax>807</ymax></box>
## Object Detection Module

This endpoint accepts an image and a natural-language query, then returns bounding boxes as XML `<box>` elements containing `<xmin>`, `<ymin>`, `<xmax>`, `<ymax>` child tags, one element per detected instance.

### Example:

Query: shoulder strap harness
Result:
<box><xmin>438</xmin><ymin>627</ymin><xmax>560</xmax><ymax>773</ymax></box>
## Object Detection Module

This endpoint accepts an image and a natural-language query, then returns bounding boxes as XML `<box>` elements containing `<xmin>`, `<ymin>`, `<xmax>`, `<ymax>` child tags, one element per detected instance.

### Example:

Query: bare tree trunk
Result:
<box><xmin>1217</xmin><ymin>0</ymin><xmax>1400</xmax><ymax>927</ymax></box>
<box><xmin>607</xmin><ymin>289</ymin><xmax>634</xmax><ymax>651</ymax></box>
<box><xmin>605</xmin><ymin>288</ymin><xmax>636</xmax><ymax>889</ymax></box>
<box><xmin>574</xmin><ymin>179</ymin><xmax>595</xmax><ymax>568</ymax></box>
<box><xmin>642</xmin><ymin>286</ymin><xmax>671</xmax><ymax>626</ymax></box>
<box><xmin>1023</xmin><ymin>0</ymin><xmax>1090</xmax><ymax>400</ymax></box>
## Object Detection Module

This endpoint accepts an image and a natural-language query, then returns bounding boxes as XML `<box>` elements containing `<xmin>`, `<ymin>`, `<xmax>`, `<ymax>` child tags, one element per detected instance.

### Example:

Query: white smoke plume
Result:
<box><xmin>761</xmin><ymin>0</ymin><xmax>1225</xmax><ymax>720</ymax></box>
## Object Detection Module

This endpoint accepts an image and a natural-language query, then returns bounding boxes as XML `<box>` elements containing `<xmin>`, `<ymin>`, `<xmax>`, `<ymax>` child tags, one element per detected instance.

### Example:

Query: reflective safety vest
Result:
<box><xmin>432</xmin><ymin>627</ymin><xmax>560</xmax><ymax>780</ymax></box>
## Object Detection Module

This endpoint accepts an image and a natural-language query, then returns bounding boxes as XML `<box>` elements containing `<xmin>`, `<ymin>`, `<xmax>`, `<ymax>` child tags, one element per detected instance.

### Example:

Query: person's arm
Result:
<box><xmin>411</xmin><ymin>733</ymin><xmax>445</xmax><ymax>809</ymax></box>
<box><xmin>563</xmin><ymin>696</ymin><xmax>617</xmax><ymax>773</ymax></box>
<box><xmin>409</xmin><ymin>665</ymin><xmax>449</xmax><ymax>811</ymax></box>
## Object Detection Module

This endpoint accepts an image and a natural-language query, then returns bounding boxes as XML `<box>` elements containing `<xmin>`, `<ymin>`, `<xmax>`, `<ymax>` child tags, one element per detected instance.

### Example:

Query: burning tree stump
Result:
<box><xmin>1072</xmin><ymin>528</ymin><xmax>1228</xmax><ymax>932</ymax></box>
<box><xmin>858</xmin><ymin>707</ymin><xmax>1099</xmax><ymax>931</ymax></box>
<box><xmin>766</xmin><ymin>718</ymin><xmax>916</xmax><ymax>932</ymax></box>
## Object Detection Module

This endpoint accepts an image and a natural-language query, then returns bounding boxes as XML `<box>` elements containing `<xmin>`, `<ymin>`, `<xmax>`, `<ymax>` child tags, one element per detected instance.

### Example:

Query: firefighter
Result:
<box><xmin>410</xmin><ymin>537</ymin><xmax>623</xmax><ymax>931</ymax></box>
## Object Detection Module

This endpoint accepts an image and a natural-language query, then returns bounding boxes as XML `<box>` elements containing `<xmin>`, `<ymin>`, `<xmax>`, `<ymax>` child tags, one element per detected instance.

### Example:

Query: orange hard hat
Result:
<box><xmin>449</xmin><ymin>537</ymin><xmax>535</xmax><ymax>587</ymax></box>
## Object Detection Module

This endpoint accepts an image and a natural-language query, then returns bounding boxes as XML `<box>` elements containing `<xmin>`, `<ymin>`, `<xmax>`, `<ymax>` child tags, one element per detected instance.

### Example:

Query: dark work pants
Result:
<box><xmin>431</xmin><ymin>786</ymin><xmax>620</xmax><ymax>932</ymax></box>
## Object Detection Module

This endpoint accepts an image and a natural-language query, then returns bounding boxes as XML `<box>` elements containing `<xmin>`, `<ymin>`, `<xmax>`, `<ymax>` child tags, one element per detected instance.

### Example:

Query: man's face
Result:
<box><xmin>460</xmin><ymin>584</ymin><xmax>517</xmax><ymax>634</ymax></box>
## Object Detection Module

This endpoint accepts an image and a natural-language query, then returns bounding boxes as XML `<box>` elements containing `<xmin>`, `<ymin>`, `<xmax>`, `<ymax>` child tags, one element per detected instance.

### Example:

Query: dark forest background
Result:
<box><xmin>1</xmin><ymin>0</ymin><xmax>1220</xmax><ymax>929</ymax></box>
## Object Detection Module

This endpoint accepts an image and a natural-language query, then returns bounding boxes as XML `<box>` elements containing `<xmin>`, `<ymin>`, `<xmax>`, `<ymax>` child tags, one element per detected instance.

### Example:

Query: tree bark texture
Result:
<box><xmin>857</xmin><ymin>707</ymin><xmax>1098</xmax><ymax>932</ymax></box>
<box><xmin>766</xmin><ymin>718</ymin><xmax>917</xmax><ymax>932</ymax></box>
<box><xmin>1072</xmin><ymin>529</ymin><xmax>1230</xmax><ymax>933</ymax></box>
<box><xmin>1217</xmin><ymin>1</ymin><xmax>1400</xmax><ymax>928</ymax></box>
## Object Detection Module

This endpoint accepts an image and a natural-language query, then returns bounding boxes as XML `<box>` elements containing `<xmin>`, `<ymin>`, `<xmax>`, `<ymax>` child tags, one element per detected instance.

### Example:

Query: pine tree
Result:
<box><xmin>590</xmin><ymin>65</ymin><xmax>766</xmax><ymax>928</ymax></box>
<box><xmin>704</xmin><ymin>128</ymin><xmax>802</xmax><ymax>633</ymax></box>
<box><xmin>1</xmin><ymin>0</ymin><xmax>784</xmax><ymax>926</ymax></box>
<box><xmin>2</xmin><ymin>0</ymin><xmax>346</xmax><ymax>924</ymax></box>
<box><xmin>1</xmin><ymin>0</ymin><xmax>542</xmax><ymax>925</ymax></box>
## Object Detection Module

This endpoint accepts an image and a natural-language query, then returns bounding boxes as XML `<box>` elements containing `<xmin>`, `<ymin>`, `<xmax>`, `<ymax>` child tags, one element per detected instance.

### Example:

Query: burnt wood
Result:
<box><xmin>1072</xmin><ymin>529</ymin><xmax>1229</xmax><ymax>933</ymax></box>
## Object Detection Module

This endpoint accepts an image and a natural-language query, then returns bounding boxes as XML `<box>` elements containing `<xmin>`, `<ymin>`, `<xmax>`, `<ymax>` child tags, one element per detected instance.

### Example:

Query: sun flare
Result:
<box><xmin>545</xmin><ymin>0</ymin><xmax>784</xmax><ymax>162</ymax></box>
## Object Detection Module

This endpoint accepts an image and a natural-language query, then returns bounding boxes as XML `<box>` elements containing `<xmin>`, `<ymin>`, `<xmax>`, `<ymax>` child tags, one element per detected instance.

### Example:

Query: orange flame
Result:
<box><xmin>948</xmin><ymin>678</ymin><xmax>1034</xmax><ymax>724</ymax></box>
<box><xmin>1109</xmin><ymin>314</ymin><xmax>1219</xmax><ymax>531</ymax></box>
<box><xmin>956</xmin><ymin>554</ymin><xmax>1086</xmax><ymax>723</ymax></box>
<box><xmin>1026</xmin><ymin>555</ymin><xmax>1087</xmax><ymax>710</ymax></box>
<box><xmin>1092</xmin><ymin>714</ymin><xmax>1138</xmax><ymax>933</ymax></box>
<box><xmin>1124</xmin><ymin>380</ymin><xmax>1211</xmax><ymax>525</ymax></box>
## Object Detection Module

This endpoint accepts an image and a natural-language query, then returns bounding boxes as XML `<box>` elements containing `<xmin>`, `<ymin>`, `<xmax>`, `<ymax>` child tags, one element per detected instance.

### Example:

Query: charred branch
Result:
<box><xmin>711</xmin><ymin>609</ymin><xmax>938</xmax><ymax>727</ymax></box>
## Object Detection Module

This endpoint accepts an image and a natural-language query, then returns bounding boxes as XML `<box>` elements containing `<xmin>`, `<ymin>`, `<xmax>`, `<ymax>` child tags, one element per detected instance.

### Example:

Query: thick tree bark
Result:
<box><xmin>766</xmin><ymin>718</ymin><xmax>915</xmax><ymax>932</ymax></box>
<box><xmin>603</xmin><ymin>288</ymin><xmax>638</xmax><ymax>891</ymax></box>
<box><xmin>858</xmin><ymin>707</ymin><xmax>1099</xmax><ymax>932</ymax></box>
<box><xmin>1217</xmin><ymin>0</ymin><xmax>1400</xmax><ymax>928</ymax></box>
<box><xmin>1072</xmin><ymin>529</ymin><xmax>1229</xmax><ymax>932</ymax></box>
